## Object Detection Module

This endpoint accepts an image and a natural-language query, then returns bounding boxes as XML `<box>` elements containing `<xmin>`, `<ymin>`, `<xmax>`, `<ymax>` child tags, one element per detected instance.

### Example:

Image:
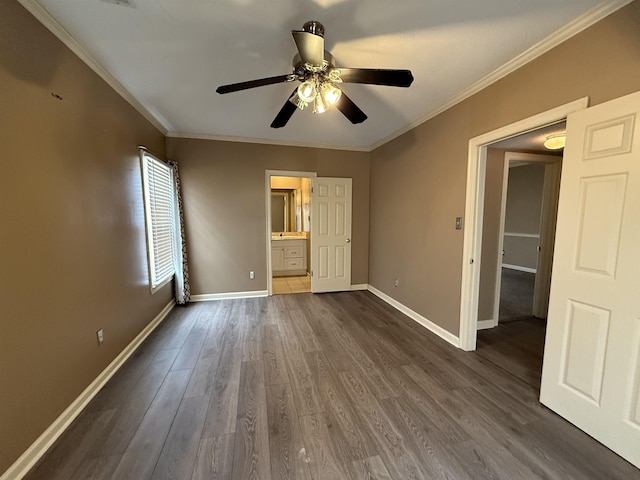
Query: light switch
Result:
<box><xmin>455</xmin><ymin>217</ymin><xmax>463</xmax><ymax>230</ymax></box>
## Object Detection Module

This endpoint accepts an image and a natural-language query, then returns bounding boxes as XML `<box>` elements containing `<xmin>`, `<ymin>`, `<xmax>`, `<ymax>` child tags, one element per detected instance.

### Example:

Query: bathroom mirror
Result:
<box><xmin>271</xmin><ymin>191</ymin><xmax>289</xmax><ymax>232</ymax></box>
<box><xmin>271</xmin><ymin>188</ymin><xmax>301</xmax><ymax>232</ymax></box>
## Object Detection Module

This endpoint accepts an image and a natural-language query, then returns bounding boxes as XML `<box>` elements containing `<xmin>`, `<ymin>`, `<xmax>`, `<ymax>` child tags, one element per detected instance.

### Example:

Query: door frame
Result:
<box><xmin>459</xmin><ymin>97</ymin><xmax>589</xmax><ymax>351</ymax></box>
<box><xmin>265</xmin><ymin>170</ymin><xmax>316</xmax><ymax>296</ymax></box>
<box><xmin>486</xmin><ymin>152</ymin><xmax>562</xmax><ymax>328</ymax></box>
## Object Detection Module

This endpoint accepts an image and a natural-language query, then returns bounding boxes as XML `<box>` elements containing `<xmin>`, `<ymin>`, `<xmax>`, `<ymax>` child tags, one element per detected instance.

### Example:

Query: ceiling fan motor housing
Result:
<box><xmin>302</xmin><ymin>20</ymin><xmax>324</xmax><ymax>37</ymax></box>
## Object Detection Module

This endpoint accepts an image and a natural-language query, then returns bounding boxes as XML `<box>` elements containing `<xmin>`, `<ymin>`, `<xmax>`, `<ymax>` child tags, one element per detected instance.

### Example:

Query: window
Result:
<box><xmin>140</xmin><ymin>149</ymin><xmax>177</xmax><ymax>291</ymax></box>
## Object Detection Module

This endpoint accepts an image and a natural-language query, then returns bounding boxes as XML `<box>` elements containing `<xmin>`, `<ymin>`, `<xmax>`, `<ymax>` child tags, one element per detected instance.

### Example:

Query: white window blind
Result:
<box><xmin>141</xmin><ymin>151</ymin><xmax>176</xmax><ymax>291</ymax></box>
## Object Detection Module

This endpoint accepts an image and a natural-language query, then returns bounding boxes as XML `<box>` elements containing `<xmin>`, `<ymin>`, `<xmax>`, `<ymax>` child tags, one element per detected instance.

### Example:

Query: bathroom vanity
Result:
<box><xmin>271</xmin><ymin>235</ymin><xmax>308</xmax><ymax>276</ymax></box>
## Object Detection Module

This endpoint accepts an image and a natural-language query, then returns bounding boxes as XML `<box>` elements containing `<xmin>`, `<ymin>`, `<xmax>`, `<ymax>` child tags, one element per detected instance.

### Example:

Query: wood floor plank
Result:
<box><xmin>278</xmin><ymin>312</ymin><xmax>324</xmax><ymax>416</ymax></box>
<box><xmin>299</xmin><ymin>412</ymin><xmax>354</xmax><ymax>480</ymax></box>
<box><xmin>349</xmin><ymin>455</ymin><xmax>393</xmax><ymax>480</ymax></box>
<box><xmin>191</xmin><ymin>434</ymin><xmax>235</xmax><ymax>480</ymax></box>
<box><xmin>262</xmin><ymin>324</ymin><xmax>289</xmax><ymax>386</ymax></box>
<box><xmin>184</xmin><ymin>301</ymin><xmax>232</xmax><ymax>398</ymax></box>
<box><xmin>183</xmin><ymin>343</ymin><xmax>223</xmax><ymax>399</ymax></box>
<box><xmin>25</xmin><ymin>408</ymin><xmax>116</xmax><ymax>480</ymax></box>
<box><xmin>68</xmin><ymin>454</ymin><xmax>122</xmax><ymax>480</ymax></box>
<box><xmin>172</xmin><ymin>304</ymin><xmax>211</xmax><ymax>371</ymax></box>
<box><xmin>302</xmin><ymin>304</ymin><xmax>356</xmax><ymax>372</ymax></box>
<box><xmin>85</xmin><ymin>342</ymin><xmax>159</xmax><ymax>413</ymax></box>
<box><xmin>317</xmin><ymin>314</ymin><xmax>397</xmax><ymax>400</ymax></box>
<box><xmin>95</xmin><ymin>347</ymin><xmax>182</xmax><ymax>457</ymax></box>
<box><xmin>380</xmin><ymin>395</ymin><xmax>472</xmax><ymax>480</ymax></box>
<box><xmin>265</xmin><ymin>383</ymin><xmax>313</xmax><ymax>480</ymax></box>
<box><xmin>201</xmin><ymin>338</ymin><xmax>243</xmax><ymax>437</ymax></box>
<box><xmin>111</xmin><ymin>369</ymin><xmax>191</xmax><ymax>480</ymax></box>
<box><xmin>24</xmin><ymin>293</ymin><xmax>640</xmax><ymax>480</ymax></box>
<box><xmin>448</xmin><ymin>388</ymin><xmax>573</xmax><ymax>479</ymax></box>
<box><xmin>150</xmin><ymin>396</ymin><xmax>209</xmax><ymax>480</ymax></box>
<box><xmin>287</xmin><ymin>309</ymin><xmax>322</xmax><ymax>353</ymax></box>
<box><xmin>386</xmin><ymin>365</ymin><xmax>469</xmax><ymax>445</ymax></box>
<box><xmin>242</xmin><ymin>307</ymin><xmax>263</xmax><ymax>363</ymax></box>
<box><xmin>339</xmin><ymin>370</ymin><xmax>430</xmax><ymax>479</ymax></box>
<box><xmin>306</xmin><ymin>350</ymin><xmax>378</xmax><ymax>462</ymax></box>
<box><xmin>232</xmin><ymin>360</ymin><xmax>271</xmax><ymax>480</ymax></box>
<box><xmin>147</xmin><ymin>305</ymin><xmax>198</xmax><ymax>351</ymax></box>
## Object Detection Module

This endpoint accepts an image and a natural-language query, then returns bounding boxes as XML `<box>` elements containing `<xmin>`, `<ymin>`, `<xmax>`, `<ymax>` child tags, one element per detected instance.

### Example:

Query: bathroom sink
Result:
<box><xmin>271</xmin><ymin>233</ymin><xmax>308</xmax><ymax>240</ymax></box>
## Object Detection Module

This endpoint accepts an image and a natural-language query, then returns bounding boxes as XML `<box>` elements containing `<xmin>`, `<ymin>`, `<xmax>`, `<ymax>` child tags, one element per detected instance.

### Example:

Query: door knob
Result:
<box><xmin>346</xmin><ymin>238</ymin><xmax>351</xmax><ymax>243</ymax></box>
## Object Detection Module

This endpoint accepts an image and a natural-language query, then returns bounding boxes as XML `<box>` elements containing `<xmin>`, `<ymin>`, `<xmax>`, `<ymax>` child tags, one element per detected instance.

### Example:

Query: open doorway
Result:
<box><xmin>477</xmin><ymin>147</ymin><xmax>563</xmax><ymax>330</ymax></box>
<box><xmin>459</xmin><ymin>97</ymin><xmax>588</xmax><ymax>352</ymax></box>
<box><xmin>265</xmin><ymin>170</ymin><xmax>315</xmax><ymax>295</ymax></box>
<box><xmin>474</xmin><ymin>137</ymin><xmax>563</xmax><ymax>389</ymax></box>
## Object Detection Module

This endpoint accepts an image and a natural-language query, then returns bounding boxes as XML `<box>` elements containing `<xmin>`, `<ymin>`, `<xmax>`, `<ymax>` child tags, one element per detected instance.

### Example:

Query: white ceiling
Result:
<box><xmin>21</xmin><ymin>0</ymin><xmax>626</xmax><ymax>151</ymax></box>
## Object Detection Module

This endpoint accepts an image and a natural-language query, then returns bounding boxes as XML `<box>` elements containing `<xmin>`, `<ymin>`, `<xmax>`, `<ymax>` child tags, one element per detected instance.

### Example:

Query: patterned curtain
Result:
<box><xmin>168</xmin><ymin>161</ymin><xmax>191</xmax><ymax>304</ymax></box>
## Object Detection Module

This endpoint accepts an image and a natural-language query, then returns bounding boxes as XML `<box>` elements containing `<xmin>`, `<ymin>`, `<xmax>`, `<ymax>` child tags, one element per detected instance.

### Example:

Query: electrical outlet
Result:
<box><xmin>96</xmin><ymin>329</ymin><xmax>104</xmax><ymax>346</ymax></box>
<box><xmin>394</xmin><ymin>278</ymin><xmax>399</xmax><ymax>287</ymax></box>
<box><xmin>249</xmin><ymin>271</ymin><xmax>255</xmax><ymax>280</ymax></box>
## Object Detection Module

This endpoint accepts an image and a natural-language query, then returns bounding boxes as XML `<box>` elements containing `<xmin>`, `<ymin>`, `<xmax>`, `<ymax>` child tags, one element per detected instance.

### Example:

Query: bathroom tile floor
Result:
<box><xmin>272</xmin><ymin>275</ymin><xmax>311</xmax><ymax>294</ymax></box>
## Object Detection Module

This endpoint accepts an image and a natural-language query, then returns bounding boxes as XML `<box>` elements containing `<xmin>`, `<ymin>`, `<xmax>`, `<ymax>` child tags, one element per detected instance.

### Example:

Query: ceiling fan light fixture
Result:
<box><xmin>313</xmin><ymin>94</ymin><xmax>328</xmax><ymax>114</ymax></box>
<box><xmin>289</xmin><ymin>92</ymin><xmax>308</xmax><ymax>110</ymax></box>
<box><xmin>322</xmin><ymin>83</ymin><xmax>342</xmax><ymax>106</ymax></box>
<box><xmin>297</xmin><ymin>80</ymin><xmax>317</xmax><ymax>103</ymax></box>
<box><xmin>544</xmin><ymin>133</ymin><xmax>566</xmax><ymax>150</ymax></box>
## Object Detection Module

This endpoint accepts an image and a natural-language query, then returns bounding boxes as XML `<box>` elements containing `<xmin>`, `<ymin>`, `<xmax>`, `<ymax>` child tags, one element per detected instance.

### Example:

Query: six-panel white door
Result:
<box><xmin>540</xmin><ymin>91</ymin><xmax>640</xmax><ymax>468</ymax></box>
<box><xmin>311</xmin><ymin>177</ymin><xmax>352</xmax><ymax>293</ymax></box>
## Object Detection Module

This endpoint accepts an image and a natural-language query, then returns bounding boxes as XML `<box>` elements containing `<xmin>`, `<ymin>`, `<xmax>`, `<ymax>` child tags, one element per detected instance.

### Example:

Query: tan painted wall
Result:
<box><xmin>369</xmin><ymin>1</ymin><xmax>640</xmax><ymax>336</ymax></box>
<box><xmin>0</xmin><ymin>1</ymin><xmax>171</xmax><ymax>473</ymax></box>
<box><xmin>166</xmin><ymin>138</ymin><xmax>370</xmax><ymax>294</ymax></box>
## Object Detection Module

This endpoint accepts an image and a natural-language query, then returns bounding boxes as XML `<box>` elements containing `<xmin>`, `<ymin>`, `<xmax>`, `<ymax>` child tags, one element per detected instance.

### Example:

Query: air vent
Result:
<box><xmin>100</xmin><ymin>0</ymin><xmax>134</xmax><ymax>7</ymax></box>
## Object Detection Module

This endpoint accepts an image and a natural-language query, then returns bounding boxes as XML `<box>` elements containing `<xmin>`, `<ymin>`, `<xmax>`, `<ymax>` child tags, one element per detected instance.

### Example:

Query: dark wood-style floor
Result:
<box><xmin>24</xmin><ymin>291</ymin><xmax>639</xmax><ymax>480</ymax></box>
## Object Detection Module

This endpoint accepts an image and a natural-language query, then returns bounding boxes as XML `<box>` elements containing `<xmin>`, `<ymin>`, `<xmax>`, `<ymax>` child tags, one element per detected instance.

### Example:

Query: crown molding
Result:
<box><xmin>16</xmin><ymin>0</ymin><xmax>171</xmax><ymax>135</ymax></box>
<box><xmin>166</xmin><ymin>132</ymin><xmax>371</xmax><ymax>152</ymax></box>
<box><xmin>368</xmin><ymin>0</ymin><xmax>633</xmax><ymax>151</ymax></box>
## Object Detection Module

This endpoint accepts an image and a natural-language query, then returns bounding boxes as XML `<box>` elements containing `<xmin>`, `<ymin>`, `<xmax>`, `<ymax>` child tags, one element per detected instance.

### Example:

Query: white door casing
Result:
<box><xmin>540</xmin><ymin>91</ymin><xmax>640</xmax><ymax>468</ymax></box>
<box><xmin>460</xmin><ymin>97</ymin><xmax>589</xmax><ymax>350</ymax></box>
<box><xmin>311</xmin><ymin>177</ymin><xmax>352</xmax><ymax>293</ymax></box>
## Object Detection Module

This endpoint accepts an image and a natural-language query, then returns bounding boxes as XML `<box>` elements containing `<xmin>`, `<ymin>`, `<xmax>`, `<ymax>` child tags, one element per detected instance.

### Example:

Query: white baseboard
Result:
<box><xmin>1</xmin><ymin>300</ymin><xmax>175</xmax><ymax>480</ymax></box>
<box><xmin>367</xmin><ymin>286</ymin><xmax>460</xmax><ymax>348</ymax></box>
<box><xmin>190</xmin><ymin>290</ymin><xmax>268</xmax><ymax>302</ymax></box>
<box><xmin>477</xmin><ymin>319</ymin><xmax>496</xmax><ymax>330</ymax></box>
<box><xmin>350</xmin><ymin>284</ymin><xmax>369</xmax><ymax>291</ymax></box>
<box><xmin>502</xmin><ymin>264</ymin><xmax>537</xmax><ymax>274</ymax></box>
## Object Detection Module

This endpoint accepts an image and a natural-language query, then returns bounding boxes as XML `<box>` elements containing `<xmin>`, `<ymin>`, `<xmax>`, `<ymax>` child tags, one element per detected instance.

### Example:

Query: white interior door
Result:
<box><xmin>311</xmin><ymin>177</ymin><xmax>352</xmax><ymax>293</ymax></box>
<box><xmin>540</xmin><ymin>91</ymin><xmax>640</xmax><ymax>468</ymax></box>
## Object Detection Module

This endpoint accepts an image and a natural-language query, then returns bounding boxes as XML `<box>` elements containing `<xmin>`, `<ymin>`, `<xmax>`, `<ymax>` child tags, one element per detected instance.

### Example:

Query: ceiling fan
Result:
<box><xmin>216</xmin><ymin>21</ymin><xmax>414</xmax><ymax>128</ymax></box>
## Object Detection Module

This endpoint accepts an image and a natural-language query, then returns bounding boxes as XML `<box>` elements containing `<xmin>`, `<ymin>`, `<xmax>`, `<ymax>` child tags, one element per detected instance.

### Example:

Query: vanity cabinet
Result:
<box><xmin>271</xmin><ymin>239</ymin><xmax>307</xmax><ymax>276</ymax></box>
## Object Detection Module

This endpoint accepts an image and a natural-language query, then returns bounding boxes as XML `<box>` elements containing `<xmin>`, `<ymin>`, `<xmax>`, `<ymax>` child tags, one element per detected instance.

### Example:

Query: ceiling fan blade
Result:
<box><xmin>336</xmin><ymin>92</ymin><xmax>367</xmax><ymax>124</ymax></box>
<box><xmin>292</xmin><ymin>30</ymin><xmax>324</xmax><ymax>67</ymax></box>
<box><xmin>271</xmin><ymin>90</ymin><xmax>299</xmax><ymax>128</ymax></box>
<box><xmin>216</xmin><ymin>74</ymin><xmax>293</xmax><ymax>94</ymax></box>
<box><xmin>337</xmin><ymin>68</ymin><xmax>414</xmax><ymax>87</ymax></box>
